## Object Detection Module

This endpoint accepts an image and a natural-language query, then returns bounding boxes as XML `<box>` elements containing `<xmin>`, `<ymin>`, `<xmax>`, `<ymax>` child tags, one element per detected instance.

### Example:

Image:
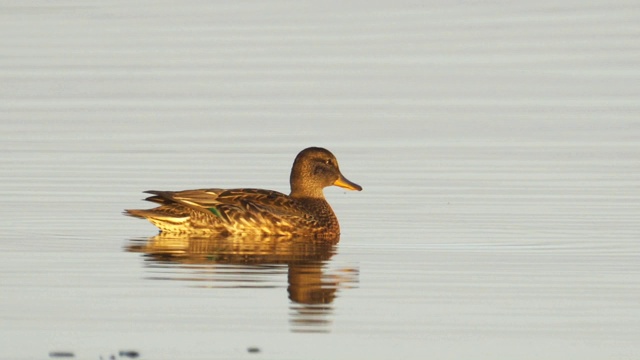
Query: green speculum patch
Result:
<box><xmin>208</xmin><ymin>207</ymin><xmax>222</xmax><ymax>218</ymax></box>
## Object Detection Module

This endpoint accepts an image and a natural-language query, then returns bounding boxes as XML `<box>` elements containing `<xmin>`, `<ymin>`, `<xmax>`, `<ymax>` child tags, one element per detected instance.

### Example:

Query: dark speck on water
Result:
<box><xmin>247</xmin><ymin>347</ymin><xmax>261</xmax><ymax>353</ymax></box>
<box><xmin>119</xmin><ymin>350</ymin><xmax>140</xmax><ymax>358</ymax></box>
<box><xmin>49</xmin><ymin>352</ymin><xmax>75</xmax><ymax>358</ymax></box>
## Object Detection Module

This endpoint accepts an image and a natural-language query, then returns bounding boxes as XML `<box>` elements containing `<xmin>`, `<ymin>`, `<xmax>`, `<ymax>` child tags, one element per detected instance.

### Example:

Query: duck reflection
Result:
<box><xmin>125</xmin><ymin>234</ymin><xmax>358</xmax><ymax>333</ymax></box>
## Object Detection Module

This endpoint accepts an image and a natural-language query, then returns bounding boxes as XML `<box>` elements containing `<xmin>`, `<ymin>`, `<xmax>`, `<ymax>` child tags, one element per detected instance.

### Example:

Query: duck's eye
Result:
<box><xmin>325</xmin><ymin>159</ymin><xmax>332</xmax><ymax>165</ymax></box>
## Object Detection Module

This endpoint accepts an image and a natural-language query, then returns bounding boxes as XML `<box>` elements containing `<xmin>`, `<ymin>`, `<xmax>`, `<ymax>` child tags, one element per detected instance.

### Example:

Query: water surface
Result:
<box><xmin>1</xmin><ymin>1</ymin><xmax>639</xmax><ymax>359</ymax></box>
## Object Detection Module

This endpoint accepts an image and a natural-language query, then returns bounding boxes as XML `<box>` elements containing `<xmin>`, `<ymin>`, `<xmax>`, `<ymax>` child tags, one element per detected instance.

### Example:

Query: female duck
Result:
<box><xmin>125</xmin><ymin>147</ymin><xmax>362</xmax><ymax>238</ymax></box>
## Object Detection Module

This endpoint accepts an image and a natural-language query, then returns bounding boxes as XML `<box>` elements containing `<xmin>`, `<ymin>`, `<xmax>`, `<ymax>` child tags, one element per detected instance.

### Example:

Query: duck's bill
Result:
<box><xmin>334</xmin><ymin>174</ymin><xmax>363</xmax><ymax>191</ymax></box>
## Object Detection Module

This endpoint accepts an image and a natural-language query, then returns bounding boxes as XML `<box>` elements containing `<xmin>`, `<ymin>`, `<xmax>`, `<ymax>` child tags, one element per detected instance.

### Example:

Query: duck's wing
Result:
<box><xmin>143</xmin><ymin>188</ymin><xmax>309</xmax><ymax>224</ymax></box>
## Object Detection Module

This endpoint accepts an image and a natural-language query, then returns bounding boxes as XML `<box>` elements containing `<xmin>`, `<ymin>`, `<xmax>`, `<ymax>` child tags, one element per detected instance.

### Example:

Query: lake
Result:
<box><xmin>1</xmin><ymin>1</ymin><xmax>639</xmax><ymax>359</ymax></box>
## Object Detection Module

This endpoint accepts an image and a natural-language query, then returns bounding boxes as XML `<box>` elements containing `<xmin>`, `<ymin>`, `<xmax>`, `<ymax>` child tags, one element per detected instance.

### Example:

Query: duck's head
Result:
<box><xmin>289</xmin><ymin>147</ymin><xmax>362</xmax><ymax>199</ymax></box>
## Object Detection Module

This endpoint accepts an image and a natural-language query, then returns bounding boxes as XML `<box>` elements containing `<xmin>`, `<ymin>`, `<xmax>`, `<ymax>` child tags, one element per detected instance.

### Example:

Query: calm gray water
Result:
<box><xmin>1</xmin><ymin>1</ymin><xmax>639</xmax><ymax>359</ymax></box>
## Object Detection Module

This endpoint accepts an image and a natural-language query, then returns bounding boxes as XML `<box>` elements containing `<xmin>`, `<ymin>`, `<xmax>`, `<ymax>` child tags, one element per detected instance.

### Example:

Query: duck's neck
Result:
<box><xmin>289</xmin><ymin>175</ymin><xmax>326</xmax><ymax>198</ymax></box>
<box><xmin>290</xmin><ymin>187</ymin><xmax>325</xmax><ymax>199</ymax></box>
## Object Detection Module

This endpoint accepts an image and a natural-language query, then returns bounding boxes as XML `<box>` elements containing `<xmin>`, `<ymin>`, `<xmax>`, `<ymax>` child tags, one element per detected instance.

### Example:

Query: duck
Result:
<box><xmin>124</xmin><ymin>147</ymin><xmax>362</xmax><ymax>238</ymax></box>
